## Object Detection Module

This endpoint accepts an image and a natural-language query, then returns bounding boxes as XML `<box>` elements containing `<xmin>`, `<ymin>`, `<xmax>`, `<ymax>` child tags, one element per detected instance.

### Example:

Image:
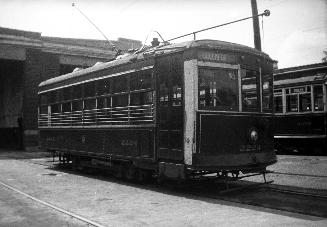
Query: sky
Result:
<box><xmin>0</xmin><ymin>0</ymin><xmax>326</xmax><ymax>68</ymax></box>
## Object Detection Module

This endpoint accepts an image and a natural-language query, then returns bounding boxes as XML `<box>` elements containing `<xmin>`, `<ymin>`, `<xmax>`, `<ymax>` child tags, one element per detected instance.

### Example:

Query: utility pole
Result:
<box><xmin>251</xmin><ymin>0</ymin><xmax>262</xmax><ymax>51</ymax></box>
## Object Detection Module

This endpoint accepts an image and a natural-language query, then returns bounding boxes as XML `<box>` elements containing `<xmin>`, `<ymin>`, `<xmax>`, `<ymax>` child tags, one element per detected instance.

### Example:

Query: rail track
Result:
<box><xmin>0</xmin><ymin>179</ymin><xmax>107</xmax><ymax>227</ymax></box>
<box><xmin>10</xmin><ymin>157</ymin><xmax>327</xmax><ymax>218</ymax></box>
<box><xmin>181</xmin><ymin>177</ymin><xmax>327</xmax><ymax>218</ymax></box>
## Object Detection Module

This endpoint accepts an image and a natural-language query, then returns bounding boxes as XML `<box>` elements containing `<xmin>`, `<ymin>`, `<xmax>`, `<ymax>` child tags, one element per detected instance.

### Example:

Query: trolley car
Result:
<box><xmin>273</xmin><ymin>63</ymin><xmax>327</xmax><ymax>155</ymax></box>
<box><xmin>38</xmin><ymin>39</ymin><xmax>277</xmax><ymax>182</ymax></box>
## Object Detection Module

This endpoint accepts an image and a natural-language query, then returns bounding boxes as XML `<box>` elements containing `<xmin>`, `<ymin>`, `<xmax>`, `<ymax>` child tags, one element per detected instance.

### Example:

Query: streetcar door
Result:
<box><xmin>156</xmin><ymin>54</ymin><xmax>184</xmax><ymax>161</ymax></box>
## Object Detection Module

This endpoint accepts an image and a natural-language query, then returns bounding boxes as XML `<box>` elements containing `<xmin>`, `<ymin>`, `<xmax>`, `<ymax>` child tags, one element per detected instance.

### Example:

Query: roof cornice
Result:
<box><xmin>42</xmin><ymin>41</ymin><xmax>115</xmax><ymax>59</ymax></box>
<box><xmin>0</xmin><ymin>33</ymin><xmax>42</xmax><ymax>48</ymax></box>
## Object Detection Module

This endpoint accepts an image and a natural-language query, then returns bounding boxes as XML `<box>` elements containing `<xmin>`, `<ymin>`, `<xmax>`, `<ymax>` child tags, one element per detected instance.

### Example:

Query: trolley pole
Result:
<box><xmin>251</xmin><ymin>0</ymin><xmax>262</xmax><ymax>51</ymax></box>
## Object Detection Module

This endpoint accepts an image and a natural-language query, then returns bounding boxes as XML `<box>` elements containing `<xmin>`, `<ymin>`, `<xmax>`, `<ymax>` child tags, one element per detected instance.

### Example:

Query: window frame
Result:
<box><xmin>38</xmin><ymin>67</ymin><xmax>155</xmax><ymax>126</ymax></box>
<box><xmin>275</xmin><ymin>83</ymin><xmax>326</xmax><ymax>114</ymax></box>
<box><xmin>240</xmin><ymin>68</ymin><xmax>260</xmax><ymax>112</ymax></box>
<box><xmin>198</xmin><ymin>63</ymin><xmax>240</xmax><ymax>112</ymax></box>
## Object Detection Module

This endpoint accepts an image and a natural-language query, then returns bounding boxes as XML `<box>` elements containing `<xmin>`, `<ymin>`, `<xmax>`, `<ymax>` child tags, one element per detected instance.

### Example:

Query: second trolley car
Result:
<box><xmin>273</xmin><ymin>63</ymin><xmax>327</xmax><ymax>155</ymax></box>
<box><xmin>38</xmin><ymin>39</ymin><xmax>276</xmax><ymax>181</ymax></box>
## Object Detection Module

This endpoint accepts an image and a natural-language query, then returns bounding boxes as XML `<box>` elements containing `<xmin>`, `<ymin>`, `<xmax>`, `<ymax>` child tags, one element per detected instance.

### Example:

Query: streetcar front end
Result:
<box><xmin>182</xmin><ymin>43</ymin><xmax>277</xmax><ymax>176</ymax></box>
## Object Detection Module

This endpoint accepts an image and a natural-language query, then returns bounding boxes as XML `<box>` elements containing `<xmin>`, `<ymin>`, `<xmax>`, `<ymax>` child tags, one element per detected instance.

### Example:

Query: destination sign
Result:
<box><xmin>198</xmin><ymin>51</ymin><xmax>236</xmax><ymax>63</ymax></box>
<box><xmin>291</xmin><ymin>87</ymin><xmax>305</xmax><ymax>93</ymax></box>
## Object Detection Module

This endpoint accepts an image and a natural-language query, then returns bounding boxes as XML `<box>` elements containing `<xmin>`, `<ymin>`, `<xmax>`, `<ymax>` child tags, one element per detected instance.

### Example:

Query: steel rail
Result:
<box><xmin>0</xmin><ymin>180</ymin><xmax>107</xmax><ymax>227</ymax></box>
<box><xmin>264</xmin><ymin>186</ymin><xmax>327</xmax><ymax>199</ymax></box>
<box><xmin>269</xmin><ymin>170</ymin><xmax>327</xmax><ymax>178</ymax></box>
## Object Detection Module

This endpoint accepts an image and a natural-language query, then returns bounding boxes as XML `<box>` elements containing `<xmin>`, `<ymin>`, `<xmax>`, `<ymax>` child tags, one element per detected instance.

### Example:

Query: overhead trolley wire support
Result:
<box><xmin>166</xmin><ymin>9</ymin><xmax>271</xmax><ymax>42</ymax></box>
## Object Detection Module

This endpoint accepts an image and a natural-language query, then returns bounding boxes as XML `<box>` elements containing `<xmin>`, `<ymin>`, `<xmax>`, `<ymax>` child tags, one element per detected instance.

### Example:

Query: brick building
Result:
<box><xmin>0</xmin><ymin>26</ymin><xmax>142</xmax><ymax>150</ymax></box>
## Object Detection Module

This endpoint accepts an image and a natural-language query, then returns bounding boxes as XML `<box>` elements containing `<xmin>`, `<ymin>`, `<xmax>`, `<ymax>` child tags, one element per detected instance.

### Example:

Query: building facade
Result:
<box><xmin>0</xmin><ymin>26</ymin><xmax>142</xmax><ymax>150</ymax></box>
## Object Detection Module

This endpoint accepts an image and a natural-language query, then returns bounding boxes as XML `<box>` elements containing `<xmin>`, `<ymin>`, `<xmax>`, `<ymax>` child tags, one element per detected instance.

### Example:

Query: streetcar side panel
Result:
<box><xmin>274</xmin><ymin>113</ymin><xmax>327</xmax><ymax>154</ymax></box>
<box><xmin>39</xmin><ymin>58</ymin><xmax>157</xmax><ymax>168</ymax></box>
<box><xmin>40</xmin><ymin>129</ymin><xmax>155</xmax><ymax>160</ymax></box>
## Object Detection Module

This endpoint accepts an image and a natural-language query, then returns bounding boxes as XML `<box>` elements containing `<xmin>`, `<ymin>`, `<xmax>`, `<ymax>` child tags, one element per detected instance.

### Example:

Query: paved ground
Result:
<box><xmin>0</xmin><ymin>186</ymin><xmax>88</xmax><ymax>227</ymax></box>
<box><xmin>248</xmin><ymin>155</ymin><xmax>327</xmax><ymax>189</ymax></box>
<box><xmin>0</xmin><ymin>149</ymin><xmax>327</xmax><ymax>227</ymax></box>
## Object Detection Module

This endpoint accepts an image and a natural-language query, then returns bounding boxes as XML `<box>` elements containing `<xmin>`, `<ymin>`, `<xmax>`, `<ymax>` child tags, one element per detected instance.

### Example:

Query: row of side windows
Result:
<box><xmin>39</xmin><ymin>70</ymin><xmax>153</xmax><ymax>114</ymax></box>
<box><xmin>274</xmin><ymin>84</ymin><xmax>324</xmax><ymax>113</ymax></box>
<box><xmin>44</xmin><ymin>92</ymin><xmax>154</xmax><ymax>114</ymax></box>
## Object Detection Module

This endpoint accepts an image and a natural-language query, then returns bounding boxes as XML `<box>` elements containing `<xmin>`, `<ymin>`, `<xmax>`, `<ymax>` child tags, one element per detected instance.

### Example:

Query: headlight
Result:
<box><xmin>249</xmin><ymin>128</ymin><xmax>258</xmax><ymax>143</ymax></box>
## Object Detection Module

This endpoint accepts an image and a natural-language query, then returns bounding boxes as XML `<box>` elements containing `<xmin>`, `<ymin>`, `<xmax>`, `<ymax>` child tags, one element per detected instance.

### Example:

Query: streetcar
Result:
<box><xmin>38</xmin><ymin>39</ymin><xmax>277</xmax><ymax>182</ymax></box>
<box><xmin>273</xmin><ymin>63</ymin><xmax>327</xmax><ymax>155</ymax></box>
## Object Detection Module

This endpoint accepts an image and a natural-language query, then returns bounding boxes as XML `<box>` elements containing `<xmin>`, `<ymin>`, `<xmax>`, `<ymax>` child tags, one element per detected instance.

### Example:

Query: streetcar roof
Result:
<box><xmin>274</xmin><ymin>73</ymin><xmax>327</xmax><ymax>86</ymax></box>
<box><xmin>39</xmin><ymin>39</ymin><xmax>271</xmax><ymax>88</ymax></box>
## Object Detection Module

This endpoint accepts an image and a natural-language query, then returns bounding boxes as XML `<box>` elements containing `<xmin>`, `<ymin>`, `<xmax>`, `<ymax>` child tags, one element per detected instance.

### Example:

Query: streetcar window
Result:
<box><xmin>112</xmin><ymin>94</ymin><xmax>128</xmax><ymax>107</ymax></box>
<box><xmin>314</xmin><ymin>85</ymin><xmax>323</xmax><ymax>111</ymax></box>
<box><xmin>62</xmin><ymin>102</ymin><xmax>71</xmax><ymax>112</ymax></box>
<box><xmin>113</xmin><ymin>76</ymin><xmax>128</xmax><ymax>93</ymax></box>
<box><xmin>299</xmin><ymin>93</ymin><xmax>311</xmax><ymax>112</ymax></box>
<box><xmin>199</xmin><ymin>67</ymin><xmax>238</xmax><ymax>111</ymax></box>
<box><xmin>159</xmin><ymin>82</ymin><xmax>169</xmax><ymax>106</ymax></box>
<box><xmin>130</xmin><ymin>93</ymin><xmax>142</xmax><ymax>105</ymax></box>
<box><xmin>106</xmin><ymin>97</ymin><xmax>112</xmax><ymax>108</ymax></box>
<box><xmin>84</xmin><ymin>81</ymin><xmax>96</xmax><ymax>98</ymax></box>
<box><xmin>51</xmin><ymin>104</ymin><xmax>61</xmax><ymax>113</ymax></box>
<box><xmin>84</xmin><ymin>98</ymin><xmax>96</xmax><ymax>110</ymax></box>
<box><xmin>241</xmin><ymin>69</ymin><xmax>259</xmax><ymax>112</ymax></box>
<box><xmin>72</xmin><ymin>84</ymin><xmax>83</xmax><ymax>99</ymax></box>
<box><xmin>284</xmin><ymin>85</ymin><xmax>313</xmax><ymax>113</ymax></box>
<box><xmin>286</xmin><ymin>94</ymin><xmax>298</xmax><ymax>112</ymax></box>
<box><xmin>172</xmin><ymin>86</ymin><xmax>182</xmax><ymax>106</ymax></box>
<box><xmin>130</xmin><ymin>71</ymin><xmax>152</xmax><ymax>91</ymax></box>
<box><xmin>171</xmin><ymin>63</ymin><xmax>182</xmax><ymax>107</ymax></box>
<box><xmin>97</xmin><ymin>97</ymin><xmax>106</xmax><ymax>109</ymax></box>
<box><xmin>130</xmin><ymin>91</ymin><xmax>153</xmax><ymax>106</ymax></box>
<box><xmin>72</xmin><ymin>100</ymin><xmax>83</xmax><ymax>111</ymax></box>
<box><xmin>97</xmin><ymin>79</ymin><xmax>111</xmax><ymax>95</ymax></box>
<box><xmin>274</xmin><ymin>96</ymin><xmax>283</xmax><ymax>113</ymax></box>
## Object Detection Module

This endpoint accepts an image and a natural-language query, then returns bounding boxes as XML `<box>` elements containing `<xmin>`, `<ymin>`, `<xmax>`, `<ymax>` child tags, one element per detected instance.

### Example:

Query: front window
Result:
<box><xmin>198</xmin><ymin>67</ymin><xmax>238</xmax><ymax>111</ymax></box>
